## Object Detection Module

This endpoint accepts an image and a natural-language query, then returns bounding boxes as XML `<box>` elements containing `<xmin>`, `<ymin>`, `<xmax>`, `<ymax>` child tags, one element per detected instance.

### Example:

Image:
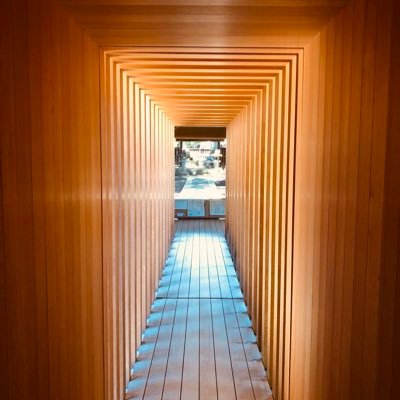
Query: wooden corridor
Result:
<box><xmin>126</xmin><ymin>220</ymin><xmax>272</xmax><ymax>400</ymax></box>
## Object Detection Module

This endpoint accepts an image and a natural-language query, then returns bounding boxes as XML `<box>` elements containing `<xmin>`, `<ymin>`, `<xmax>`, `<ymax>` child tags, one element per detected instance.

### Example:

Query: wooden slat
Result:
<box><xmin>162</xmin><ymin>298</ymin><xmax>189</xmax><ymax>399</ymax></box>
<box><xmin>0</xmin><ymin>1</ymin><xmax>108</xmax><ymax>399</ymax></box>
<box><xmin>210</xmin><ymin>298</ymin><xmax>236</xmax><ymax>400</ymax></box>
<box><xmin>143</xmin><ymin>298</ymin><xmax>178</xmax><ymax>399</ymax></box>
<box><xmin>180</xmin><ymin>297</ymin><xmax>201</xmax><ymax>398</ymax></box>
<box><xmin>222</xmin><ymin>4</ymin><xmax>397</xmax><ymax>395</ymax></box>
<box><xmin>102</xmin><ymin>53</ymin><xmax>175</xmax><ymax>399</ymax></box>
<box><xmin>199</xmin><ymin>297</ymin><xmax>218</xmax><ymax>399</ymax></box>
<box><xmin>105</xmin><ymin>51</ymin><xmax>294</xmax><ymax>126</ymax></box>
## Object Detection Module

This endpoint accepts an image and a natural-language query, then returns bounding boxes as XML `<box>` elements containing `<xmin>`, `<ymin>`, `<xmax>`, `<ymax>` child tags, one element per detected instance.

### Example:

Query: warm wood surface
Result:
<box><xmin>58</xmin><ymin>0</ymin><xmax>348</xmax><ymax>47</ymax></box>
<box><xmin>0</xmin><ymin>1</ymin><xmax>174</xmax><ymax>399</ymax></box>
<box><xmin>101</xmin><ymin>50</ymin><xmax>175</xmax><ymax>399</ymax></box>
<box><xmin>290</xmin><ymin>2</ymin><xmax>397</xmax><ymax>399</ymax></box>
<box><xmin>126</xmin><ymin>220</ymin><xmax>273</xmax><ymax>400</ymax></box>
<box><xmin>226</xmin><ymin>54</ymin><xmax>297</xmax><ymax>399</ymax></box>
<box><xmin>378</xmin><ymin>1</ymin><xmax>400</xmax><ymax>398</ymax></box>
<box><xmin>175</xmin><ymin>127</ymin><xmax>226</xmax><ymax>141</ymax></box>
<box><xmin>0</xmin><ymin>1</ymin><xmax>105</xmax><ymax>399</ymax></box>
<box><xmin>1</xmin><ymin>0</ymin><xmax>399</xmax><ymax>399</ymax></box>
<box><xmin>103</xmin><ymin>49</ymin><xmax>298</xmax><ymax>127</ymax></box>
<box><xmin>225</xmin><ymin>1</ymin><xmax>399</xmax><ymax>400</ymax></box>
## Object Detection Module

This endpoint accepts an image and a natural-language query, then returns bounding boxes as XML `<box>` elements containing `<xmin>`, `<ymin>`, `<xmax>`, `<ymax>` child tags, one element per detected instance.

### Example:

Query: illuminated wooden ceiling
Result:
<box><xmin>60</xmin><ymin>0</ymin><xmax>348</xmax><ymax>126</ymax></box>
<box><xmin>59</xmin><ymin>0</ymin><xmax>349</xmax><ymax>46</ymax></box>
<box><xmin>105</xmin><ymin>48</ymin><xmax>299</xmax><ymax>126</ymax></box>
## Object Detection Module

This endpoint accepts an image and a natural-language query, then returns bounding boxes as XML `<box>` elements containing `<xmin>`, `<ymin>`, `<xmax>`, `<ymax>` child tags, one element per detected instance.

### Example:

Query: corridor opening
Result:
<box><xmin>175</xmin><ymin>139</ymin><xmax>226</xmax><ymax>219</ymax></box>
<box><xmin>101</xmin><ymin>47</ymin><xmax>299</xmax><ymax>400</ymax></box>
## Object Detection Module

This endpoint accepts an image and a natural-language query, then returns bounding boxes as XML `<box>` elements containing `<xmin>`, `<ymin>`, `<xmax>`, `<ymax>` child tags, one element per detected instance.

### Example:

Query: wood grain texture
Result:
<box><xmin>101</xmin><ymin>50</ymin><xmax>175</xmax><ymax>400</ymax></box>
<box><xmin>57</xmin><ymin>0</ymin><xmax>349</xmax><ymax>47</ymax></box>
<box><xmin>377</xmin><ymin>0</ymin><xmax>400</xmax><ymax>397</ymax></box>
<box><xmin>0</xmin><ymin>1</ymin><xmax>175</xmax><ymax>399</ymax></box>
<box><xmin>226</xmin><ymin>55</ymin><xmax>298</xmax><ymax>400</ymax></box>
<box><xmin>1</xmin><ymin>0</ymin><xmax>399</xmax><ymax>399</ymax></box>
<box><xmin>126</xmin><ymin>220</ymin><xmax>273</xmax><ymax>400</ymax></box>
<box><xmin>225</xmin><ymin>1</ymin><xmax>398</xmax><ymax>399</ymax></box>
<box><xmin>0</xmin><ymin>0</ymin><xmax>104</xmax><ymax>399</ymax></box>
<box><xmin>290</xmin><ymin>1</ymin><xmax>397</xmax><ymax>399</ymax></box>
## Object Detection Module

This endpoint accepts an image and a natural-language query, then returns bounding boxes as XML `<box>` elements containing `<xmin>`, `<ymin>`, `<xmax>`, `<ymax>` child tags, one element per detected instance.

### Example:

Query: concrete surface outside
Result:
<box><xmin>175</xmin><ymin>165</ymin><xmax>226</xmax><ymax>218</ymax></box>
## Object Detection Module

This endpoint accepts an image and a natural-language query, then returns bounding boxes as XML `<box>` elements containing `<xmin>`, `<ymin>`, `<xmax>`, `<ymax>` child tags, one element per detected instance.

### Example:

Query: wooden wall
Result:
<box><xmin>101</xmin><ymin>51</ymin><xmax>175</xmax><ymax>400</ymax></box>
<box><xmin>293</xmin><ymin>0</ymin><xmax>397</xmax><ymax>398</ymax></box>
<box><xmin>226</xmin><ymin>0</ymin><xmax>399</xmax><ymax>399</ymax></box>
<box><xmin>378</xmin><ymin>0</ymin><xmax>400</xmax><ymax>396</ymax></box>
<box><xmin>226</xmin><ymin>56</ymin><xmax>298</xmax><ymax>400</ymax></box>
<box><xmin>0</xmin><ymin>1</ymin><xmax>175</xmax><ymax>399</ymax></box>
<box><xmin>0</xmin><ymin>1</ymin><xmax>104</xmax><ymax>399</ymax></box>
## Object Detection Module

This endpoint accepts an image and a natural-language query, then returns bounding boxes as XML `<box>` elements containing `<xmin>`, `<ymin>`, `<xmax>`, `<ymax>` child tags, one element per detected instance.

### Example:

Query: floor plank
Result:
<box><xmin>162</xmin><ymin>298</ymin><xmax>189</xmax><ymax>400</ymax></box>
<box><xmin>126</xmin><ymin>220</ymin><xmax>272</xmax><ymax>400</ymax></box>
<box><xmin>211</xmin><ymin>298</ymin><xmax>237</xmax><ymax>400</ymax></box>
<box><xmin>199</xmin><ymin>298</ymin><xmax>218</xmax><ymax>399</ymax></box>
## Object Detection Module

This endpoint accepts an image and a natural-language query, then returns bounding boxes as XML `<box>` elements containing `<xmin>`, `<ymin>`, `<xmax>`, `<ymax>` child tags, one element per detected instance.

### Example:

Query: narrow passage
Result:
<box><xmin>126</xmin><ymin>220</ymin><xmax>272</xmax><ymax>400</ymax></box>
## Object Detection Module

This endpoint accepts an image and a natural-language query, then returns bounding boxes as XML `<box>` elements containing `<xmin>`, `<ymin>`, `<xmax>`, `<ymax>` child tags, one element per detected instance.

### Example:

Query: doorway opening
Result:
<box><xmin>174</xmin><ymin>128</ymin><xmax>227</xmax><ymax>219</ymax></box>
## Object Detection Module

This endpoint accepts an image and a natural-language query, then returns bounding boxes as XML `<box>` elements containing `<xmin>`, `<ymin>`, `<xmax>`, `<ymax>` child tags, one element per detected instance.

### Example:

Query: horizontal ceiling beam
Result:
<box><xmin>175</xmin><ymin>126</ymin><xmax>226</xmax><ymax>140</ymax></box>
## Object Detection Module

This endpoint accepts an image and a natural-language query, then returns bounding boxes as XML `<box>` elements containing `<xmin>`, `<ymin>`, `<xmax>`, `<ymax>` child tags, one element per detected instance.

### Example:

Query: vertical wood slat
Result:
<box><xmin>2</xmin><ymin>0</ymin><xmax>37</xmax><ymax>397</ymax></box>
<box><xmin>378</xmin><ymin>1</ymin><xmax>400</xmax><ymax>399</ymax></box>
<box><xmin>291</xmin><ymin>0</ymin><xmax>397</xmax><ymax>399</ymax></box>
<box><xmin>225</xmin><ymin>2</ymin><xmax>397</xmax><ymax>397</ymax></box>
<box><xmin>1</xmin><ymin>2</ymin><xmax>176</xmax><ymax>399</ymax></box>
<box><xmin>101</xmin><ymin>52</ymin><xmax>175</xmax><ymax>399</ymax></box>
<box><xmin>226</xmin><ymin>58</ymin><xmax>298</xmax><ymax>400</ymax></box>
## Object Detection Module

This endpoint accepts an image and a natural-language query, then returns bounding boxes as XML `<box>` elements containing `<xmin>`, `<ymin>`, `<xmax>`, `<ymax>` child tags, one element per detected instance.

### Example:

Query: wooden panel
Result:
<box><xmin>0</xmin><ymin>0</ymin><xmax>104</xmax><ymax>399</ymax></box>
<box><xmin>57</xmin><ymin>0</ymin><xmax>350</xmax><ymax>47</ymax></box>
<box><xmin>225</xmin><ymin>1</ymin><xmax>398</xmax><ymax>398</ymax></box>
<box><xmin>175</xmin><ymin>126</ymin><xmax>226</xmax><ymax>140</ymax></box>
<box><xmin>101</xmin><ymin>51</ymin><xmax>175</xmax><ymax>399</ymax></box>
<box><xmin>226</xmin><ymin>55</ymin><xmax>298</xmax><ymax>400</ymax></box>
<box><xmin>290</xmin><ymin>0</ymin><xmax>397</xmax><ymax>399</ymax></box>
<box><xmin>100</xmin><ymin>50</ymin><xmax>308</xmax><ymax>126</ymax></box>
<box><xmin>1</xmin><ymin>2</ymin><xmax>175</xmax><ymax>399</ymax></box>
<box><xmin>378</xmin><ymin>0</ymin><xmax>400</xmax><ymax>397</ymax></box>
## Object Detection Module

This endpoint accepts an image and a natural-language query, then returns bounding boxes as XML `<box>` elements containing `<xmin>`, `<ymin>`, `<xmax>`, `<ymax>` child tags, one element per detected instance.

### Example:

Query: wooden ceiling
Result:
<box><xmin>60</xmin><ymin>0</ymin><xmax>348</xmax><ymax>127</ymax></box>
<box><xmin>60</xmin><ymin>0</ymin><xmax>348</xmax><ymax>46</ymax></box>
<box><xmin>105</xmin><ymin>48</ymin><xmax>298</xmax><ymax>125</ymax></box>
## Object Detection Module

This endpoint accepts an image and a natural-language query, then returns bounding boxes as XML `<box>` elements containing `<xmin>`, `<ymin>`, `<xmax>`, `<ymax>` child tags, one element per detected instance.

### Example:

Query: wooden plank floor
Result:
<box><xmin>126</xmin><ymin>220</ymin><xmax>273</xmax><ymax>400</ymax></box>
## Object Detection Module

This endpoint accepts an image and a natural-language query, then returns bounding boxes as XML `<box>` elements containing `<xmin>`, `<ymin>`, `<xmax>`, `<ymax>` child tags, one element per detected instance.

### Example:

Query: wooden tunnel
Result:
<box><xmin>1</xmin><ymin>1</ymin><xmax>399</xmax><ymax>400</ymax></box>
